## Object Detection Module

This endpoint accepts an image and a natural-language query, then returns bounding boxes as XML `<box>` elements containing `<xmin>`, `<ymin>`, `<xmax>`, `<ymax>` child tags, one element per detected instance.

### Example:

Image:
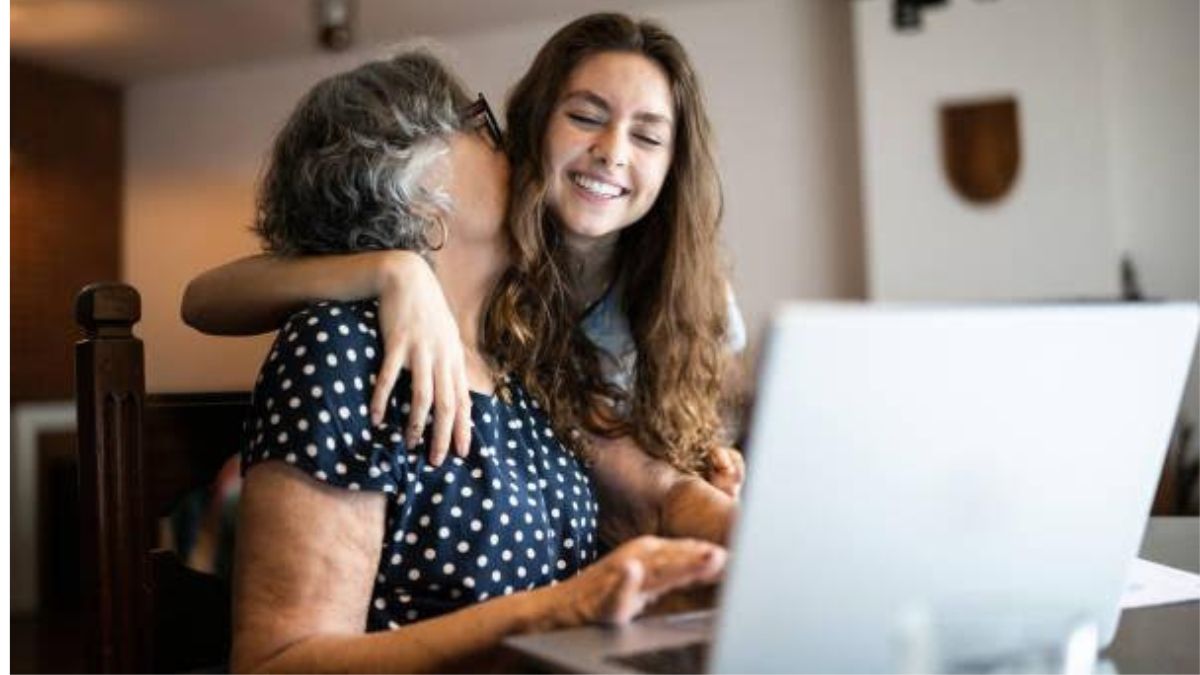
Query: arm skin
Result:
<box><xmin>587</xmin><ymin>436</ymin><xmax>738</xmax><ymax>548</ymax></box>
<box><xmin>704</xmin><ymin>446</ymin><xmax>745</xmax><ymax>500</ymax></box>
<box><xmin>183</xmin><ymin>251</ymin><xmax>473</xmax><ymax>461</ymax></box>
<box><xmin>232</xmin><ymin>462</ymin><xmax>571</xmax><ymax>673</ymax></box>
<box><xmin>232</xmin><ymin>462</ymin><xmax>725</xmax><ymax>674</ymax></box>
<box><xmin>181</xmin><ymin>251</ymin><xmax>418</xmax><ymax>336</ymax></box>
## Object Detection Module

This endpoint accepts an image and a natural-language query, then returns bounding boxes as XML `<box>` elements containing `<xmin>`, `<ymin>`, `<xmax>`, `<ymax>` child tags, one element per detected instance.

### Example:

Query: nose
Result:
<box><xmin>589</xmin><ymin>127</ymin><xmax>629</xmax><ymax>168</ymax></box>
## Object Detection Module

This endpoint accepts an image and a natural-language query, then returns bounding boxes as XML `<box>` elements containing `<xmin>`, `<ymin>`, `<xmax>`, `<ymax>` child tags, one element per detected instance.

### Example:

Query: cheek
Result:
<box><xmin>539</xmin><ymin>146</ymin><xmax>559</xmax><ymax>189</ymax></box>
<box><xmin>542</xmin><ymin>124</ymin><xmax>566</xmax><ymax>172</ymax></box>
<box><xmin>544</xmin><ymin>122</ymin><xmax>589</xmax><ymax>173</ymax></box>
<box><xmin>541</xmin><ymin>140</ymin><xmax>572</xmax><ymax>216</ymax></box>
<box><xmin>638</xmin><ymin>158</ymin><xmax>672</xmax><ymax>202</ymax></box>
<box><xmin>490</xmin><ymin>152</ymin><xmax>510</xmax><ymax>189</ymax></box>
<box><xmin>485</xmin><ymin>160</ymin><xmax>509</xmax><ymax>215</ymax></box>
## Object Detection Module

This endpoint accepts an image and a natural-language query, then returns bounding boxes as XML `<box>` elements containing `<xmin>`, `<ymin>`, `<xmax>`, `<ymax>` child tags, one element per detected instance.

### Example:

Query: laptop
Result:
<box><xmin>504</xmin><ymin>303</ymin><xmax>1199</xmax><ymax>673</ymax></box>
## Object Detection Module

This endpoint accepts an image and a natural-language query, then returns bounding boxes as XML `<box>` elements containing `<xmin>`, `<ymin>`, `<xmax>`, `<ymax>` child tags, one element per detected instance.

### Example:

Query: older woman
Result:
<box><xmin>231</xmin><ymin>51</ymin><xmax>728</xmax><ymax>673</ymax></box>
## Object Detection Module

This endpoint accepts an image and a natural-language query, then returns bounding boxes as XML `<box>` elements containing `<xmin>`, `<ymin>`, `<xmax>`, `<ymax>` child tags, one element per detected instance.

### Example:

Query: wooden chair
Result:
<box><xmin>74</xmin><ymin>282</ymin><xmax>249</xmax><ymax>673</ymax></box>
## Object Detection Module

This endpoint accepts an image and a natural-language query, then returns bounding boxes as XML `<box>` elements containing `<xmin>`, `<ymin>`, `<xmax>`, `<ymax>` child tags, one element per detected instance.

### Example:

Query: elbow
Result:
<box><xmin>180</xmin><ymin>280</ymin><xmax>204</xmax><ymax>331</ymax></box>
<box><xmin>230</xmin><ymin>654</ymin><xmax>263</xmax><ymax>675</ymax></box>
<box><xmin>180</xmin><ymin>277</ymin><xmax>234</xmax><ymax>335</ymax></box>
<box><xmin>229</xmin><ymin>644</ymin><xmax>268</xmax><ymax>675</ymax></box>
<box><xmin>232</xmin><ymin>656</ymin><xmax>283</xmax><ymax>675</ymax></box>
<box><xmin>231</xmin><ymin>638</ymin><xmax>307</xmax><ymax>675</ymax></box>
<box><xmin>230</xmin><ymin>635</ymin><xmax>282</xmax><ymax>675</ymax></box>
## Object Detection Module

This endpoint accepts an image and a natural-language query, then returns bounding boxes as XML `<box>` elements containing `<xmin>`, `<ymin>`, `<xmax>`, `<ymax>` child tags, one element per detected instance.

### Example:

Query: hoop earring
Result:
<box><xmin>426</xmin><ymin>218</ymin><xmax>448</xmax><ymax>251</ymax></box>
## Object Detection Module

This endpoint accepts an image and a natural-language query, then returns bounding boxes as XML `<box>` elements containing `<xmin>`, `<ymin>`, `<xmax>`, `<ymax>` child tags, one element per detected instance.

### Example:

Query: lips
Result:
<box><xmin>568</xmin><ymin>171</ymin><xmax>629</xmax><ymax>199</ymax></box>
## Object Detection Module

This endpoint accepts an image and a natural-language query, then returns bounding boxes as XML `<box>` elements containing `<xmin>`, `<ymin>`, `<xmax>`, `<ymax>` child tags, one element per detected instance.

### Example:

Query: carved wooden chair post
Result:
<box><xmin>75</xmin><ymin>282</ymin><xmax>246</xmax><ymax>673</ymax></box>
<box><xmin>75</xmin><ymin>282</ymin><xmax>148</xmax><ymax>672</ymax></box>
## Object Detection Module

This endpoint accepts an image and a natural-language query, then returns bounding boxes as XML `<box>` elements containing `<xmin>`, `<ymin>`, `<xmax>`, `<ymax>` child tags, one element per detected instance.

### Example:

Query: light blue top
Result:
<box><xmin>580</xmin><ymin>283</ymin><xmax>747</xmax><ymax>393</ymax></box>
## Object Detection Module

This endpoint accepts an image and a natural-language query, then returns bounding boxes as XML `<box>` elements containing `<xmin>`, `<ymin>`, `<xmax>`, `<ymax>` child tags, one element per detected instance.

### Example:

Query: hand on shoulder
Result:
<box><xmin>369</xmin><ymin>253</ymin><xmax>472</xmax><ymax>467</ymax></box>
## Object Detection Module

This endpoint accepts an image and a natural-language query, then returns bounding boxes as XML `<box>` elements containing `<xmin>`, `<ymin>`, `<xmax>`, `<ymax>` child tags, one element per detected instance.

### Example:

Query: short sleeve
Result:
<box><xmin>243</xmin><ymin>301</ymin><xmax>404</xmax><ymax>493</ymax></box>
<box><xmin>725</xmin><ymin>284</ymin><xmax>748</xmax><ymax>354</ymax></box>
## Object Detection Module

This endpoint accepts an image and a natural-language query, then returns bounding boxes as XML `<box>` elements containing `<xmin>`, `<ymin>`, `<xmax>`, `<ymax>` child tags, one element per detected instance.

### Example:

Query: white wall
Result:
<box><xmin>1099</xmin><ymin>0</ymin><xmax>1199</xmax><ymax>302</ymax></box>
<box><xmin>1097</xmin><ymin>0</ymin><xmax>1200</xmax><ymax>446</ymax></box>
<box><xmin>854</xmin><ymin>0</ymin><xmax>1198</xmax><ymax>460</ymax></box>
<box><xmin>123</xmin><ymin>0</ymin><xmax>864</xmax><ymax>392</ymax></box>
<box><xmin>854</xmin><ymin>0</ymin><xmax>1122</xmax><ymax>302</ymax></box>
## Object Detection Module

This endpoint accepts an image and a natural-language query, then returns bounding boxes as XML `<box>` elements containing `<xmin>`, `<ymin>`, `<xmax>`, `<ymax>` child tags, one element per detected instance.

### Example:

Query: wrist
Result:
<box><xmin>515</xmin><ymin>581</ymin><xmax>586</xmax><ymax>634</ymax></box>
<box><xmin>373</xmin><ymin>250</ymin><xmax>427</xmax><ymax>296</ymax></box>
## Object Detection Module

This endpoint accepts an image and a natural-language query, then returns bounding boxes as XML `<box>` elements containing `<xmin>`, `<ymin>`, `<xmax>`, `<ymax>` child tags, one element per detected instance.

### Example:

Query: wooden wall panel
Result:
<box><xmin>12</xmin><ymin>60</ymin><xmax>122</xmax><ymax>402</ymax></box>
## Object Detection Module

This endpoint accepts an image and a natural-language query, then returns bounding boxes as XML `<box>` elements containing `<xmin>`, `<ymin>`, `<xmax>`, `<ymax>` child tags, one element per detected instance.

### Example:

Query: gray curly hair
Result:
<box><xmin>254</xmin><ymin>50</ymin><xmax>472</xmax><ymax>255</ymax></box>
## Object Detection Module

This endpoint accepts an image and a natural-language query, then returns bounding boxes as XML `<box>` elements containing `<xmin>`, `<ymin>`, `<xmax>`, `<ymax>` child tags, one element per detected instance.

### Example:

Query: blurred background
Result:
<box><xmin>10</xmin><ymin>0</ymin><xmax>1198</xmax><ymax>671</ymax></box>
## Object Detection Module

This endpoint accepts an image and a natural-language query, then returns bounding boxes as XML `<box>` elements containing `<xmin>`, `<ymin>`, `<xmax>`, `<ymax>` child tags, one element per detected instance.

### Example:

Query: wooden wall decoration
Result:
<box><xmin>940</xmin><ymin>96</ymin><xmax>1020</xmax><ymax>204</ymax></box>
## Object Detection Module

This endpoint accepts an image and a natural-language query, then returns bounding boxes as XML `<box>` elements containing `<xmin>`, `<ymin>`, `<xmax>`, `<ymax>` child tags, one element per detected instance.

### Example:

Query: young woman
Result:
<box><xmin>233</xmin><ymin>51</ymin><xmax>727</xmax><ymax>673</ymax></box>
<box><xmin>184</xmin><ymin>13</ymin><xmax>746</xmax><ymax>494</ymax></box>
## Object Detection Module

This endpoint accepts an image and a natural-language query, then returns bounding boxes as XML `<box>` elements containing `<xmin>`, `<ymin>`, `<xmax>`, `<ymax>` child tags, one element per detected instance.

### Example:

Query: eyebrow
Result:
<box><xmin>562</xmin><ymin>90</ymin><xmax>673</xmax><ymax>127</ymax></box>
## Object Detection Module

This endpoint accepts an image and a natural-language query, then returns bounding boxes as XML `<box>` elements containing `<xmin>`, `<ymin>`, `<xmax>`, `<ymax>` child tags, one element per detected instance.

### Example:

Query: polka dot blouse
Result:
<box><xmin>243</xmin><ymin>300</ymin><xmax>600</xmax><ymax>631</ymax></box>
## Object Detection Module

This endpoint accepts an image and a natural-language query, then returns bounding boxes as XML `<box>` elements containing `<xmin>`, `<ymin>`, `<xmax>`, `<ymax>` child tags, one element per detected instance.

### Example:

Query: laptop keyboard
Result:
<box><xmin>607</xmin><ymin>641</ymin><xmax>710</xmax><ymax>674</ymax></box>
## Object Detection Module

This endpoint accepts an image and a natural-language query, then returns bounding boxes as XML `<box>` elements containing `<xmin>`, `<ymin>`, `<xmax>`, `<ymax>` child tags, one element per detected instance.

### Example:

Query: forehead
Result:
<box><xmin>561</xmin><ymin>51</ymin><xmax>674</xmax><ymax>122</ymax></box>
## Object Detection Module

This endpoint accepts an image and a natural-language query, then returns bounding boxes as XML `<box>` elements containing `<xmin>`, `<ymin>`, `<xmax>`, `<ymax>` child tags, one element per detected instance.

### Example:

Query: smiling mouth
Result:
<box><xmin>569</xmin><ymin>172</ymin><xmax>629</xmax><ymax>199</ymax></box>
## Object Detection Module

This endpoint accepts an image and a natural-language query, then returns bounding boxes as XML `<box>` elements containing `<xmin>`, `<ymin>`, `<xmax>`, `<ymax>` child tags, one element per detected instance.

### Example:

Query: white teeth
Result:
<box><xmin>570</xmin><ymin>173</ymin><xmax>623</xmax><ymax>198</ymax></box>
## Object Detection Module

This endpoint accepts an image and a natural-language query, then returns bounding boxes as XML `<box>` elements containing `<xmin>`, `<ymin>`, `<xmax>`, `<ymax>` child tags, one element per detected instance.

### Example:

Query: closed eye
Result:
<box><xmin>634</xmin><ymin>134</ymin><xmax>664</xmax><ymax>147</ymax></box>
<box><xmin>567</xmin><ymin>113</ymin><xmax>602</xmax><ymax>127</ymax></box>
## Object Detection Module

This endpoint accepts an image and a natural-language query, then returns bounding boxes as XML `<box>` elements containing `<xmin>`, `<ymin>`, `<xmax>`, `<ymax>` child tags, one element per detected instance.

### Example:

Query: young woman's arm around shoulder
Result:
<box><xmin>182</xmin><ymin>251</ymin><xmax>418</xmax><ymax>336</ymax></box>
<box><xmin>182</xmin><ymin>250</ymin><xmax>471</xmax><ymax>459</ymax></box>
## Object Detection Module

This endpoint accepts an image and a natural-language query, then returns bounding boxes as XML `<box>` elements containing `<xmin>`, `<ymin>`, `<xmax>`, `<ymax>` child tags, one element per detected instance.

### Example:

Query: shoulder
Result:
<box><xmin>254</xmin><ymin>300</ymin><xmax>384</xmax><ymax>426</ymax></box>
<box><xmin>281</xmin><ymin>300</ymin><xmax>382</xmax><ymax>351</ymax></box>
<box><xmin>265</xmin><ymin>301</ymin><xmax>383</xmax><ymax>380</ymax></box>
<box><xmin>246</xmin><ymin>299</ymin><xmax>403</xmax><ymax>493</ymax></box>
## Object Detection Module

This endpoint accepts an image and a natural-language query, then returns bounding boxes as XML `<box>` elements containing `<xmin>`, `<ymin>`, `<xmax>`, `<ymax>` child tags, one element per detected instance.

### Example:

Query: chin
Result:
<box><xmin>561</xmin><ymin>216</ymin><xmax>626</xmax><ymax>244</ymax></box>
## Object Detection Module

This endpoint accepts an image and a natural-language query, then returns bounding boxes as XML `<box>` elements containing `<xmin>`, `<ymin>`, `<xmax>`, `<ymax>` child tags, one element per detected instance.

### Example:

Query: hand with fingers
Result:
<box><xmin>554</xmin><ymin>536</ymin><xmax>727</xmax><ymax>626</ymax></box>
<box><xmin>704</xmin><ymin>446</ymin><xmax>745</xmax><ymax>499</ymax></box>
<box><xmin>369</xmin><ymin>256</ymin><xmax>473</xmax><ymax>467</ymax></box>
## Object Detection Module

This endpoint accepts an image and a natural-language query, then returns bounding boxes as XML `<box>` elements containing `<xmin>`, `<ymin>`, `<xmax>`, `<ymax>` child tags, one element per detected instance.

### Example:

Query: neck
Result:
<box><xmin>564</xmin><ymin>230</ymin><xmax>620</xmax><ymax>306</ymax></box>
<box><xmin>427</xmin><ymin>237</ymin><xmax>506</xmax><ymax>351</ymax></box>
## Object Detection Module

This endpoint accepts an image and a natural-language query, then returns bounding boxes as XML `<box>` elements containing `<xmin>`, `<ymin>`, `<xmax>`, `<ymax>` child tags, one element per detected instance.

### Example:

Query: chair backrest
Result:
<box><xmin>74</xmin><ymin>282</ymin><xmax>250</xmax><ymax>673</ymax></box>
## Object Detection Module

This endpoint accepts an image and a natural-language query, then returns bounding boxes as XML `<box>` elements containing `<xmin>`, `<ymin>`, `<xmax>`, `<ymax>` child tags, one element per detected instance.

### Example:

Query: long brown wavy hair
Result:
<box><xmin>483</xmin><ymin>13</ymin><xmax>734</xmax><ymax>473</ymax></box>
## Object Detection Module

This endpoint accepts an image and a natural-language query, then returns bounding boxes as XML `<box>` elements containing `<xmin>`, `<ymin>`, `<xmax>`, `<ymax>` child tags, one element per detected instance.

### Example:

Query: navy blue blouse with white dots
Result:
<box><xmin>242</xmin><ymin>300</ymin><xmax>600</xmax><ymax>632</ymax></box>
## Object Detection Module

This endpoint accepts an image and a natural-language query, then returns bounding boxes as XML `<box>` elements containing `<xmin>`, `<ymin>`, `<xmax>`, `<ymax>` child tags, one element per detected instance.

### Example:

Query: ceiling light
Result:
<box><xmin>317</xmin><ymin>0</ymin><xmax>354</xmax><ymax>52</ymax></box>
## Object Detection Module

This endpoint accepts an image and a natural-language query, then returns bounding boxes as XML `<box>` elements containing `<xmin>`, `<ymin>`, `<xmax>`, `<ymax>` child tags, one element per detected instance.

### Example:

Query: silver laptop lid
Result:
<box><xmin>712</xmin><ymin>303</ymin><xmax>1199</xmax><ymax>673</ymax></box>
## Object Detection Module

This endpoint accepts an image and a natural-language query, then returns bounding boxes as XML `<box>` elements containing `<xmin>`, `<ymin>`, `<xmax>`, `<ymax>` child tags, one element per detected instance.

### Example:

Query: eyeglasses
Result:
<box><xmin>460</xmin><ymin>93</ymin><xmax>503</xmax><ymax>149</ymax></box>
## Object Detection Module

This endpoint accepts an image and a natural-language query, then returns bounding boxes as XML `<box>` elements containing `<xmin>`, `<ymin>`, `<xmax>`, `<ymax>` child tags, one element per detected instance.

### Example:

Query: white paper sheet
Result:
<box><xmin>1119</xmin><ymin>557</ymin><xmax>1200</xmax><ymax>610</ymax></box>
